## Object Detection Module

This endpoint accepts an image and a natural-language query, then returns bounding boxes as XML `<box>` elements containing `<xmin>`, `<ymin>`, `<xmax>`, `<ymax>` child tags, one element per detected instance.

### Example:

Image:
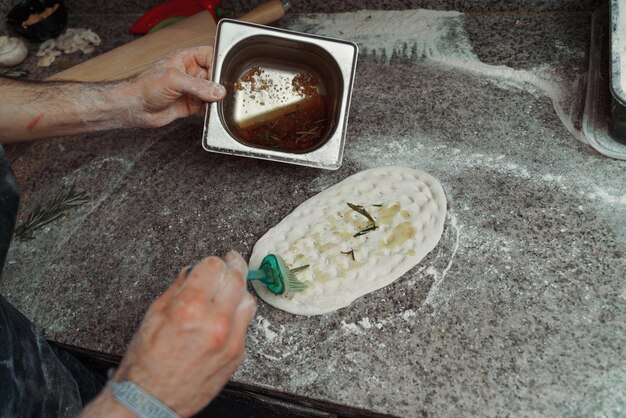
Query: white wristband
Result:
<box><xmin>108</xmin><ymin>379</ymin><xmax>180</xmax><ymax>418</ymax></box>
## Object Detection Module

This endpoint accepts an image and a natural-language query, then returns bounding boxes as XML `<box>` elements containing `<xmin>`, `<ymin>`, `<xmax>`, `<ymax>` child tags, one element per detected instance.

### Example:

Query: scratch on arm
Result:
<box><xmin>26</xmin><ymin>113</ymin><xmax>44</xmax><ymax>130</ymax></box>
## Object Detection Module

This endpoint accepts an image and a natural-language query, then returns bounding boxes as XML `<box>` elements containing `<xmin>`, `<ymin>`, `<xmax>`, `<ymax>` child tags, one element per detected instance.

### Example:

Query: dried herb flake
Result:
<box><xmin>341</xmin><ymin>249</ymin><xmax>356</xmax><ymax>260</ymax></box>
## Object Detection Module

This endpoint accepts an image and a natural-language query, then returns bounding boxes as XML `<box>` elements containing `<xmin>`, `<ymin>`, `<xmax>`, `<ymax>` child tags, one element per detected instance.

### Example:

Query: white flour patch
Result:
<box><xmin>425</xmin><ymin>212</ymin><xmax>461</xmax><ymax>305</ymax></box>
<box><xmin>288</xmin><ymin>9</ymin><xmax>586</xmax><ymax>143</ymax></box>
<box><xmin>255</xmin><ymin>315</ymin><xmax>279</xmax><ymax>341</ymax></box>
<box><xmin>292</xmin><ymin>10</ymin><xmax>469</xmax><ymax>62</ymax></box>
<box><xmin>348</xmin><ymin>308</ymin><xmax>426</xmax><ymax>332</ymax></box>
<box><xmin>542</xmin><ymin>173</ymin><xmax>565</xmax><ymax>183</ymax></box>
<box><xmin>504</xmin><ymin>163</ymin><xmax>531</xmax><ymax>179</ymax></box>
<box><xmin>401</xmin><ymin>309</ymin><xmax>417</xmax><ymax>321</ymax></box>
<box><xmin>349</xmin><ymin>137</ymin><xmax>625</xmax><ymax>210</ymax></box>
<box><xmin>587</xmin><ymin>187</ymin><xmax>626</xmax><ymax>206</ymax></box>
<box><xmin>257</xmin><ymin>352</ymin><xmax>281</xmax><ymax>361</ymax></box>
<box><xmin>358</xmin><ymin>317</ymin><xmax>373</xmax><ymax>329</ymax></box>
<box><xmin>341</xmin><ymin>320</ymin><xmax>364</xmax><ymax>334</ymax></box>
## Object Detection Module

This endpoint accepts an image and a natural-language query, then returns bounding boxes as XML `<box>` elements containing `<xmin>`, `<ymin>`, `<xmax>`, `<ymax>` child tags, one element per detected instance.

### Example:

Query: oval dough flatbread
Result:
<box><xmin>249</xmin><ymin>166</ymin><xmax>447</xmax><ymax>315</ymax></box>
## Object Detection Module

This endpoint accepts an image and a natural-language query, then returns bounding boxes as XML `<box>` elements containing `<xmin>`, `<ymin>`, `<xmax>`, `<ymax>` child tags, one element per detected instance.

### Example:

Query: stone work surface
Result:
<box><xmin>1</xmin><ymin>4</ymin><xmax>625</xmax><ymax>418</ymax></box>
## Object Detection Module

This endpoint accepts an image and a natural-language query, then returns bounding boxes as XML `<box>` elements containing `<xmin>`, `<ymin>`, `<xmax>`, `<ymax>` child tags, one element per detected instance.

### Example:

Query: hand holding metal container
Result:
<box><xmin>203</xmin><ymin>19</ymin><xmax>358</xmax><ymax>170</ymax></box>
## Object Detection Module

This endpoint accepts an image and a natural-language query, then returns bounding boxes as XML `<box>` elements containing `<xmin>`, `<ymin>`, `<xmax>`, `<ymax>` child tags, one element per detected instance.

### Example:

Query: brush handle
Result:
<box><xmin>247</xmin><ymin>269</ymin><xmax>266</xmax><ymax>281</ymax></box>
<box><xmin>247</xmin><ymin>268</ymin><xmax>283</xmax><ymax>294</ymax></box>
<box><xmin>246</xmin><ymin>255</ymin><xmax>285</xmax><ymax>294</ymax></box>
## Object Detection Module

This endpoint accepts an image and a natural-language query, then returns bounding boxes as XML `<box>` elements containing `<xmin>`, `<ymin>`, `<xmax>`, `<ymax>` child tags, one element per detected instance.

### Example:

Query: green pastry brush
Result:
<box><xmin>247</xmin><ymin>254</ymin><xmax>308</xmax><ymax>294</ymax></box>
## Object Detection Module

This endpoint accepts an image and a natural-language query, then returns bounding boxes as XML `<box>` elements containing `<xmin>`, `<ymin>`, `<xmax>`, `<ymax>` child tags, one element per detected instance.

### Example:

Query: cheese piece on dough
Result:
<box><xmin>249</xmin><ymin>166</ymin><xmax>447</xmax><ymax>315</ymax></box>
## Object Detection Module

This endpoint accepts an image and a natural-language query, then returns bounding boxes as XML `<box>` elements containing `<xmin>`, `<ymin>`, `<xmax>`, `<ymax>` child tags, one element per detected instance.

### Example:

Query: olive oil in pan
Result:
<box><xmin>230</xmin><ymin>66</ymin><xmax>330</xmax><ymax>153</ymax></box>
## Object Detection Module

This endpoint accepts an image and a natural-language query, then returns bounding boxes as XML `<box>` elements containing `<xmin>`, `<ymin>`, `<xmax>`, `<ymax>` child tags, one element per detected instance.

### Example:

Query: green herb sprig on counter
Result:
<box><xmin>14</xmin><ymin>186</ymin><xmax>89</xmax><ymax>240</ymax></box>
<box><xmin>0</xmin><ymin>69</ymin><xmax>28</xmax><ymax>78</ymax></box>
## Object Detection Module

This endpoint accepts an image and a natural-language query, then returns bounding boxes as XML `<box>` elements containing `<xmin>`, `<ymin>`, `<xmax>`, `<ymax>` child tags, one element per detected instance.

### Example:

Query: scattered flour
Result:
<box><xmin>357</xmin><ymin>317</ymin><xmax>373</xmax><ymax>329</ymax></box>
<box><xmin>401</xmin><ymin>309</ymin><xmax>417</xmax><ymax>321</ymax></box>
<box><xmin>341</xmin><ymin>320</ymin><xmax>363</xmax><ymax>334</ymax></box>
<box><xmin>289</xmin><ymin>9</ymin><xmax>587</xmax><ymax>143</ymax></box>
<box><xmin>503</xmin><ymin>163</ymin><xmax>531</xmax><ymax>179</ymax></box>
<box><xmin>542</xmin><ymin>173</ymin><xmax>564</xmax><ymax>183</ymax></box>
<box><xmin>292</xmin><ymin>10</ymin><xmax>469</xmax><ymax>62</ymax></box>
<box><xmin>425</xmin><ymin>212</ymin><xmax>461</xmax><ymax>305</ymax></box>
<box><xmin>349</xmin><ymin>135</ymin><xmax>624</xmax><ymax>214</ymax></box>
<box><xmin>342</xmin><ymin>309</ymin><xmax>422</xmax><ymax>334</ymax></box>
<box><xmin>587</xmin><ymin>187</ymin><xmax>626</xmax><ymax>206</ymax></box>
<box><xmin>256</xmin><ymin>315</ymin><xmax>279</xmax><ymax>341</ymax></box>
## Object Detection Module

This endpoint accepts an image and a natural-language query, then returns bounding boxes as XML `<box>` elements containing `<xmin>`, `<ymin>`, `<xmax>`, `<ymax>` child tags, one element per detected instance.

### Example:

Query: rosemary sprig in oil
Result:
<box><xmin>14</xmin><ymin>186</ymin><xmax>89</xmax><ymax>240</ymax></box>
<box><xmin>271</xmin><ymin>116</ymin><xmax>282</xmax><ymax>129</ymax></box>
<box><xmin>295</xmin><ymin>126</ymin><xmax>320</xmax><ymax>142</ymax></box>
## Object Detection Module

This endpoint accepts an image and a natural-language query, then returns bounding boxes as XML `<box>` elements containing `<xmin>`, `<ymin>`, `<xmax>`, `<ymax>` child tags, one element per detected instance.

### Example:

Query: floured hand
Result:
<box><xmin>129</xmin><ymin>46</ymin><xmax>227</xmax><ymax>128</ymax></box>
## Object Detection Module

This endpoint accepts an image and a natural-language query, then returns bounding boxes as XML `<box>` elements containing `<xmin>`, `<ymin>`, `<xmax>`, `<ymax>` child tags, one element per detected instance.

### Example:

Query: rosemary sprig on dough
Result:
<box><xmin>14</xmin><ymin>186</ymin><xmax>89</xmax><ymax>240</ymax></box>
<box><xmin>353</xmin><ymin>224</ymin><xmax>378</xmax><ymax>237</ymax></box>
<box><xmin>290</xmin><ymin>264</ymin><xmax>310</xmax><ymax>274</ymax></box>
<box><xmin>347</xmin><ymin>202</ymin><xmax>375</xmax><ymax>223</ymax></box>
<box><xmin>347</xmin><ymin>202</ymin><xmax>378</xmax><ymax>237</ymax></box>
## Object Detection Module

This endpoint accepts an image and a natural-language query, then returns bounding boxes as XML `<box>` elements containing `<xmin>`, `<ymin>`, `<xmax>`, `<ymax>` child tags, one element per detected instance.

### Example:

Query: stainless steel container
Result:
<box><xmin>202</xmin><ymin>19</ymin><xmax>358</xmax><ymax>170</ymax></box>
<box><xmin>610</xmin><ymin>0</ymin><xmax>626</xmax><ymax>144</ymax></box>
<box><xmin>582</xmin><ymin>3</ymin><xmax>626</xmax><ymax>160</ymax></box>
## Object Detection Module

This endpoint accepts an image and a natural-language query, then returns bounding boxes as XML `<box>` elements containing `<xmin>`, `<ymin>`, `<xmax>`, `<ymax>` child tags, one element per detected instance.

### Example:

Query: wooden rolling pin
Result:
<box><xmin>47</xmin><ymin>0</ymin><xmax>288</xmax><ymax>82</ymax></box>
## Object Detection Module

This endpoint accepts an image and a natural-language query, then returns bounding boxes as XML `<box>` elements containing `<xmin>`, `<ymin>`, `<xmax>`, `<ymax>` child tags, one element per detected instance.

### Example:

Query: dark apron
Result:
<box><xmin>0</xmin><ymin>145</ymin><xmax>104</xmax><ymax>417</ymax></box>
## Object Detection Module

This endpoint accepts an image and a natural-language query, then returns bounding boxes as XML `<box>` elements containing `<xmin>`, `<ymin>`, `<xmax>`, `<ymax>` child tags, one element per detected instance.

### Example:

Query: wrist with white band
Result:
<box><xmin>107</xmin><ymin>374</ymin><xmax>180</xmax><ymax>418</ymax></box>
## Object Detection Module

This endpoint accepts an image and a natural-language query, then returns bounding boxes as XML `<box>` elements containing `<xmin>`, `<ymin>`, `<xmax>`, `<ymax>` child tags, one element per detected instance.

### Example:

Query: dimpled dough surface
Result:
<box><xmin>249</xmin><ymin>166</ymin><xmax>447</xmax><ymax>315</ymax></box>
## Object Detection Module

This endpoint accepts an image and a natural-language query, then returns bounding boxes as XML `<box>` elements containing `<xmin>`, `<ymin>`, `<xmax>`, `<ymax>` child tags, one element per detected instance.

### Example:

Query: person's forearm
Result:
<box><xmin>0</xmin><ymin>47</ymin><xmax>225</xmax><ymax>143</ymax></box>
<box><xmin>0</xmin><ymin>77</ymin><xmax>140</xmax><ymax>143</ymax></box>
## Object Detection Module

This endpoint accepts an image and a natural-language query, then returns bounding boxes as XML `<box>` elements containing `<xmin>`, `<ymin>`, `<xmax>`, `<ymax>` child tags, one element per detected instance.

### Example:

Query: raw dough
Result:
<box><xmin>249</xmin><ymin>166</ymin><xmax>447</xmax><ymax>315</ymax></box>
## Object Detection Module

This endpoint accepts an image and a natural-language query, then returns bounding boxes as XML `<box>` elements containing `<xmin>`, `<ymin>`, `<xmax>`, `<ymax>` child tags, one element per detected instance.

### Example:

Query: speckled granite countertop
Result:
<box><xmin>1</xmin><ymin>3</ymin><xmax>625</xmax><ymax>417</ymax></box>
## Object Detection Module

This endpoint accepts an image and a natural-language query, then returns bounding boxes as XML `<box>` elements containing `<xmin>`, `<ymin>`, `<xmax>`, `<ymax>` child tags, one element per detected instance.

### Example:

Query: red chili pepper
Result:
<box><xmin>130</xmin><ymin>0</ymin><xmax>221</xmax><ymax>34</ymax></box>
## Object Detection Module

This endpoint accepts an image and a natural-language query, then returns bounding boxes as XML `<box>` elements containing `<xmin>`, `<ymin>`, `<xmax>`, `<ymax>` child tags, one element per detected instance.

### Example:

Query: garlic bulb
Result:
<box><xmin>0</xmin><ymin>36</ymin><xmax>28</xmax><ymax>68</ymax></box>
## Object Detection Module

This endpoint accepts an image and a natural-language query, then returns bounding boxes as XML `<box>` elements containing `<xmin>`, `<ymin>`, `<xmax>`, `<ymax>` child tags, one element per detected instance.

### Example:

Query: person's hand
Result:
<box><xmin>1</xmin><ymin>46</ymin><xmax>225</xmax><ymax>143</ymax></box>
<box><xmin>80</xmin><ymin>251</ymin><xmax>256</xmax><ymax>418</ymax></box>
<box><xmin>128</xmin><ymin>46</ymin><xmax>226</xmax><ymax>128</ymax></box>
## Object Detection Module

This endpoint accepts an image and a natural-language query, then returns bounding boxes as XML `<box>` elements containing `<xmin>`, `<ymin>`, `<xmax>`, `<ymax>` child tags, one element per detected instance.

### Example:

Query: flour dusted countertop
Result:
<box><xmin>1</xmin><ymin>4</ymin><xmax>625</xmax><ymax>418</ymax></box>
